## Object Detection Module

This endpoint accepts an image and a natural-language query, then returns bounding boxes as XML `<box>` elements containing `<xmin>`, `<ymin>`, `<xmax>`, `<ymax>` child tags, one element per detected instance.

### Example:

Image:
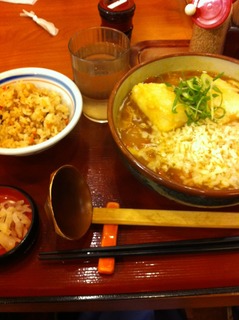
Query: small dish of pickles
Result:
<box><xmin>0</xmin><ymin>186</ymin><xmax>38</xmax><ymax>262</ymax></box>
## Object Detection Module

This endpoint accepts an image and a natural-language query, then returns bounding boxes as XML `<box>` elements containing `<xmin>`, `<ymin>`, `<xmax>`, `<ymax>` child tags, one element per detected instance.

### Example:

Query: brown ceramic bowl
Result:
<box><xmin>108</xmin><ymin>53</ymin><xmax>239</xmax><ymax>208</ymax></box>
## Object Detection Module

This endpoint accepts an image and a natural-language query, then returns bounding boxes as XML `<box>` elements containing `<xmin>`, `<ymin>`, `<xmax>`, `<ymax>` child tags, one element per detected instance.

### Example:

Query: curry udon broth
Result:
<box><xmin>116</xmin><ymin>71</ymin><xmax>239</xmax><ymax>191</ymax></box>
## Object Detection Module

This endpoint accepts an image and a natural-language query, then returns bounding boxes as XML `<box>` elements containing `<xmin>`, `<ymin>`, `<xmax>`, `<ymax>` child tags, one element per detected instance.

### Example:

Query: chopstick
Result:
<box><xmin>98</xmin><ymin>202</ymin><xmax>119</xmax><ymax>274</ymax></box>
<box><xmin>39</xmin><ymin>235</ymin><xmax>239</xmax><ymax>261</ymax></box>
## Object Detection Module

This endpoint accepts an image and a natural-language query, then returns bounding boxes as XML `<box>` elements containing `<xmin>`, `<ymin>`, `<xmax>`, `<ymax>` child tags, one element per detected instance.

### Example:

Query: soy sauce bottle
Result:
<box><xmin>98</xmin><ymin>0</ymin><xmax>136</xmax><ymax>39</ymax></box>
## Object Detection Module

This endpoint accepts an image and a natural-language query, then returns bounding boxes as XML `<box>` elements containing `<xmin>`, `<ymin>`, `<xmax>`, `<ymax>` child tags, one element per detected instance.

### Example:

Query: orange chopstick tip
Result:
<box><xmin>98</xmin><ymin>257</ymin><xmax>116</xmax><ymax>274</ymax></box>
<box><xmin>98</xmin><ymin>224</ymin><xmax>118</xmax><ymax>274</ymax></box>
<box><xmin>98</xmin><ymin>202</ymin><xmax>119</xmax><ymax>275</ymax></box>
<box><xmin>106</xmin><ymin>202</ymin><xmax>120</xmax><ymax>209</ymax></box>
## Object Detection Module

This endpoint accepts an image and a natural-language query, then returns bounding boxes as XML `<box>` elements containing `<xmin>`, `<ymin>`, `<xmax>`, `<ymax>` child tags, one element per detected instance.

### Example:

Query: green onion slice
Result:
<box><xmin>171</xmin><ymin>73</ymin><xmax>225</xmax><ymax>125</ymax></box>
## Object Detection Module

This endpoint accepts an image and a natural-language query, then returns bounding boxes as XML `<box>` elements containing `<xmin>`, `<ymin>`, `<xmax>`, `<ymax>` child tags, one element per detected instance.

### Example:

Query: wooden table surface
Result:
<box><xmin>2</xmin><ymin>0</ymin><xmax>239</xmax><ymax>313</ymax></box>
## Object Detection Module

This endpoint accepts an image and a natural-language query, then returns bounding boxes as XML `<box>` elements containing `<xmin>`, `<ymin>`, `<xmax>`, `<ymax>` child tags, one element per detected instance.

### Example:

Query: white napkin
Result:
<box><xmin>0</xmin><ymin>0</ymin><xmax>37</xmax><ymax>4</ymax></box>
<box><xmin>20</xmin><ymin>9</ymin><xmax>59</xmax><ymax>36</ymax></box>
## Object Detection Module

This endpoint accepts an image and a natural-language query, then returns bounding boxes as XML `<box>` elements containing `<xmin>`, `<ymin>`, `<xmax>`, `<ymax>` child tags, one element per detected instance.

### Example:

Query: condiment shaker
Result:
<box><xmin>186</xmin><ymin>0</ymin><xmax>233</xmax><ymax>54</ymax></box>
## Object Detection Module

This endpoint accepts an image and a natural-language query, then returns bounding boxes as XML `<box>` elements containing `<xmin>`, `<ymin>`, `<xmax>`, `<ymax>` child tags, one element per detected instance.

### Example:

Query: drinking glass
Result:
<box><xmin>68</xmin><ymin>27</ymin><xmax>130</xmax><ymax>123</ymax></box>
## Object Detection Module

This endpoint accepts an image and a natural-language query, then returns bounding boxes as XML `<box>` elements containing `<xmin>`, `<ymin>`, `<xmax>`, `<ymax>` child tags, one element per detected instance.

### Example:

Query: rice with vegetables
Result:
<box><xmin>0</xmin><ymin>82</ymin><xmax>70</xmax><ymax>148</ymax></box>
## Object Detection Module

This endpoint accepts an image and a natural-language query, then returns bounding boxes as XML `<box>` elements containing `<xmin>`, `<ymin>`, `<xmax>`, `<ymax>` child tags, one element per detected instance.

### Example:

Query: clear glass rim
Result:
<box><xmin>68</xmin><ymin>26</ymin><xmax>130</xmax><ymax>61</ymax></box>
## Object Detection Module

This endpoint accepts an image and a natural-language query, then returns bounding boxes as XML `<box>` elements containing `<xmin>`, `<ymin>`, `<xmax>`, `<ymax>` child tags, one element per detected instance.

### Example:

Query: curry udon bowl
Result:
<box><xmin>108</xmin><ymin>53</ymin><xmax>239</xmax><ymax>208</ymax></box>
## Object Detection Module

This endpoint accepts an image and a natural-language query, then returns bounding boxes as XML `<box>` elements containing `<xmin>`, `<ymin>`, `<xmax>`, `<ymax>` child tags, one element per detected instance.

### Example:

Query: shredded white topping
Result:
<box><xmin>0</xmin><ymin>200</ymin><xmax>32</xmax><ymax>252</ymax></box>
<box><xmin>129</xmin><ymin>120</ymin><xmax>239</xmax><ymax>190</ymax></box>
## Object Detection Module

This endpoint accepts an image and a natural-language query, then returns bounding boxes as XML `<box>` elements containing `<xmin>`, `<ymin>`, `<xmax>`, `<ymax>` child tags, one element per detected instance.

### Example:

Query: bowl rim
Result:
<box><xmin>108</xmin><ymin>52</ymin><xmax>239</xmax><ymax>198</ymax></box>
<box><xmin>0</xmin><ymin>185</ymin><xmax>39</xmax><ymax>261</ymax></box>
<box><xmin>0</xmin><ymin>67</ymin><xmax>82</xmax><ymax>156</ymax></box>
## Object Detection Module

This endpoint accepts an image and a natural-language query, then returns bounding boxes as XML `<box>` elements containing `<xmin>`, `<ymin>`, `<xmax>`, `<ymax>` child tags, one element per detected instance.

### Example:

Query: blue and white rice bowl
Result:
<box><xmin>0</xmin><ymin>67</ymin><xmax>82</xmax><ymax>156</ymax></box>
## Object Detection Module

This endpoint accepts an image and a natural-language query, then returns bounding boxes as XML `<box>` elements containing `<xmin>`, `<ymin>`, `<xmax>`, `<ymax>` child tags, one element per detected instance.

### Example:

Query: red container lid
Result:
<box><xmin>98</xmin><ymin>0</ymin><xmax>135</xmax><ymax>15</ymax></box>
<box><xmin>189</xmin><ymin>0</ymin><xmax>232</xmax><ymax>29</ymax></box>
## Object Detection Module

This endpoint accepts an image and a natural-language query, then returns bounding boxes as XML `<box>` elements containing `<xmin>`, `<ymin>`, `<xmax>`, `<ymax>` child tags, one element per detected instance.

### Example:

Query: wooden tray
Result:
<box><xmin>130</xmin><ymin>28</ymin><xmax>239</xmax><ymax>66</ymax></box>
<box><xmin>130</xmin><ymin>39</ymin><xmax>190</xmax><ymax>66</ymax></box>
